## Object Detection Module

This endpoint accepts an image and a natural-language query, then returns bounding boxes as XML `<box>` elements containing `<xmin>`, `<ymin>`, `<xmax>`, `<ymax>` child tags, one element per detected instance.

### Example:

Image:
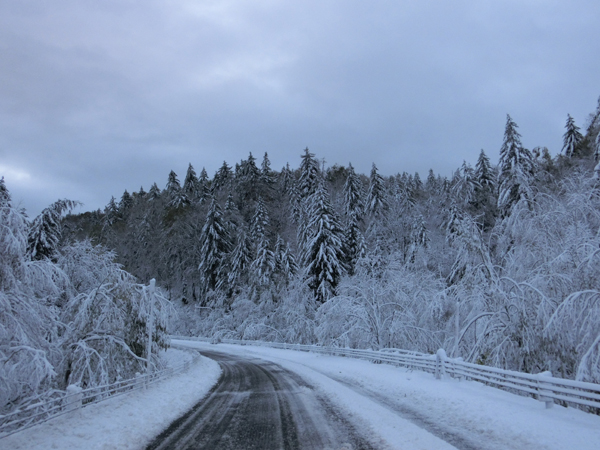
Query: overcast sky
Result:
<box><xmin>1</xmin><ymin>0</ymin><xmax>599</xmax><ymax>217</ymax></box>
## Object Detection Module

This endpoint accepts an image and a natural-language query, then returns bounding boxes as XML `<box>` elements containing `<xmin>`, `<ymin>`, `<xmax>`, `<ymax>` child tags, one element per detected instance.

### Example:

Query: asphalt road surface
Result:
<box><xmin>146</xmin><ymin>349</ymin><xmax>375</xmax><ymax>450</ymax></box>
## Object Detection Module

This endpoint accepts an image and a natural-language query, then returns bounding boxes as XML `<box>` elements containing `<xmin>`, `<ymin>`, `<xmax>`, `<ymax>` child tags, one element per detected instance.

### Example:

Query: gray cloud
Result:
<box><xmin>1</xmin><ymin>0</ymin><xmax>599</xmax><ymax>216</ymax></box>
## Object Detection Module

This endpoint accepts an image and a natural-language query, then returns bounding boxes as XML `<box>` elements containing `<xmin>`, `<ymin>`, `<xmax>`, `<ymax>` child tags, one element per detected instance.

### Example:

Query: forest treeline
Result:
<box><xmin>2</xmin><ymin>101</ymin><xmax>600</xmax><ymax>419</ymax></box>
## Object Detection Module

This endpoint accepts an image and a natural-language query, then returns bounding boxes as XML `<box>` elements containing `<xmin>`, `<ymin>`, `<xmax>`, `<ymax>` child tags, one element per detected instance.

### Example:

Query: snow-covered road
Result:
<box><xmin>178</xmin><ymin>340</ymin><xmax>600</xmax><ymax>450</ymax></box>
<box><xmin>147</xmin><ymin>348</ymin><xmax>374</xmax><ymax>449</ymax></box>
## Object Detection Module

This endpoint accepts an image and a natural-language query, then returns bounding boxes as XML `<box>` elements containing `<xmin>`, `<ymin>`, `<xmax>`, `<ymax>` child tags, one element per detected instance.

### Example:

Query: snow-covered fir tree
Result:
<box><xmin>562</xmin><ymin>114</ymin><xmax>583</xmax><ymax>158</ymax></box>
<box><xmin>299</xmin><ymin>147</ymin><xmax>320</xmax><ymax>199</ymax></box>
<box><xmin>366</xmin><ymin>163</ymin><xmax>387</xmax><ymax>217</ymax></box>
<box><xmin>497</xmin><ymin>115</ymin><xmax>534</xmax><ymax>216</ymax></box>
<box><xmin>183</xmin><ymin>163</ymin><xmax>200</xmax><ymax>199</ymax></box>
<box><xmin>302</xmin><ymin>180</ymin><xmax>345</xmax><ymax>303</ymax></box>
<box><xmin>27</xmin><ymin>199</ymin><xmax>80</xmax><ymax>261</ymax></box>
<box><xmin>197</xmin><ymin>197</ymin><xmax>231</xmax><ymax>300</ymax></box>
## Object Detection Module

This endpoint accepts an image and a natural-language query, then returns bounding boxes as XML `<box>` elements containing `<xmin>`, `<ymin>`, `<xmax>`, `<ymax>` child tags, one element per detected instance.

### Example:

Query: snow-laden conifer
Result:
<box><xmin>451</xmin><ymin>161</ymin><xmax>479</xmax><ymax>206</ymax></box>
<box><xmin>147</xmin><ymin>182</ymin><xmax>161</xmax><ymax>200</ymax></box>
<box><xmin>562</xmin><ymin>114</ymin><xmax>583</xmax><ymax>158</ymax></box>
<box><xmin>27</xmin><ymin>198</ymin><xmax>80</xmax><ymax>261</ymax></box>
<box><xmin>213</xmin><ymin>161</ymin><xmax>233</xmax><ymax>192</ymax></box>
<box><xmin>497</xmin><ymin>115</ymin><xmax>534</xmax><ymax>216</ymax></box>
<box><xmin>260</xmin><ymin>152</ymin><xmax>276</xmax><ymax>187</ymax></box>
<box><xmin>228</xmin><ymin>229</ymin><xmax>253</xmax><ymax>290</ymax></box>
<box><xmin>366</xmin><ymin>163</ymin><xmax>387</xmax><ymax>217</ymax></box>
<box><xmin>343</xmin><ymin>163</ymin><xmax>364</xmax><ymax>218</ymax></box>
<box><xmin>119</xmin><ymin>190</ymin><xmax>133</xmax><ymax>216</ymax></box>
<box><xmin>166</xmin><ymin>170</ymin><xmax>181</xmax><ymax>193</ymax></box>
<box><xmin>274</xmin><ymin>235</ymin><xmax>298</xmax><ymax>283</ymax></box>
<box><xmin>299</xmin><ymin>147</ymin><xmax>320</xmax><ymax>199</ymax></box>
<box><xmin>341</xmin><ymin>211</ymin><xmax>365</xmax><ymax>276</ymax></box>
<box><xmin>475</xmin><ymin>150</ymin><xmax>494</xmax><ymax>190</ymax></box>
<box><xmin>302</xmin><ymin>180</ymin><xmax>345</xmax><ymax>302</ymax></box>
<box><xmin>251</xmin><ymin>234</ymin><xmax>275</xmax><ymax>289</ymax></box>
<box><xmin>250</xmin><ymin>197</ymin><xmax>269</xmax><ymax>242</ymax></box>
<box><xmin>182</xmin><ymin>163</ymin><xmax>200</xmax><ymax>198</ymax></box>
<box><xmin>198</xmin><ymin>198</ymin><xmax>231</xmax><ymax>297</ymax></box>
<box><xmin>278</xmin><ymin>163</ymin><xmax>294</xmax><ymax>195</ymax></box>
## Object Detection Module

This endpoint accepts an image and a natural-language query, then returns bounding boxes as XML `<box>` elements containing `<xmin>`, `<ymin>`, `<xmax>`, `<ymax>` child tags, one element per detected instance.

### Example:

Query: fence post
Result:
<box><xmin>135</xmin><ymin>372</ymin><xmax>146</xmax><ymax>390</ymax></box>
<box><xmin>65</xmin><ymin>385</ymin><xmax>83</xmax><ymax>413</ymax></box>
<box><xmin>435</xmin><ymin>349</ymin><xmax>447</xmax><ymax>380</ymax></box>
<box><xmin>537</xmin><ymin>371</ymin><xmax>554</xmax><ymax>409</ymax></box>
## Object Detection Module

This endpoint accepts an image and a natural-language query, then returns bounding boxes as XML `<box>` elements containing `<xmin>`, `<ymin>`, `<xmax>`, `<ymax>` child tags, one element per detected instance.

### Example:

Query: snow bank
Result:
<box><xmin>177</xmin><ymin>341</ymin><xmax>600</xmax><ymax>450</ymax></box>
<box><xmin>1</xmin><ymin>348</ymin><xmax>221</xmax><ymax>450</ymax></box>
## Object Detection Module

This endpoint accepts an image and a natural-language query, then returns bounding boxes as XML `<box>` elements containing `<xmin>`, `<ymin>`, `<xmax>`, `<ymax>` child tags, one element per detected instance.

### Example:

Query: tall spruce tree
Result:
<box><xmin>366</xmin><ymin>163</ymin><xmax>387</xmax><ymax>217</ymax></box>
<box><xmin>213</xmin><ymin>161</ymin><xmax>232</xmax><ymax>193</ymax></box>
<box><xmin>343</xmin><ymin>163</ymin><xmax>364</xmax><ymax>218</ymax></box>
<box><xmin>302</xmin><ymin>180</ymin><xmax>345</xmax><ymax>302</ymax></box>
<box><xmin>198</xmin><ymin>197</ymin><xmax>231</xmax><ymax>299</ymax></box>
<box><xmin>562</xmin><ymin>114</ymin><xmax>584</xmax><ymax>158</ymax></box>
<box><xmin>260</xmin><ymin>152</ymin><xmax>276</xmax><ymax>187</ymax></box>
<box><xmin>228</xmin><ymin>229</ymin><xmax>252</xmax><ymax>292</ymax></box>
<box><xmin>182</xmin><ymin>163</ymin><xmax>199</xmax><ymax>199</ymax></box>
<box><xmin>299</xmin><ymin>148</ymin><xmax>320</xmax><ymax>200</ymax></box>
<box><xmin>473</xmin><ymin>149</ymin><xmax>497</xmax><ymax>229</ymax></box>
<box><xmin>497</xmin><ymin>115</ymin><xmax>534</xmax><ymax>216</ymax></box>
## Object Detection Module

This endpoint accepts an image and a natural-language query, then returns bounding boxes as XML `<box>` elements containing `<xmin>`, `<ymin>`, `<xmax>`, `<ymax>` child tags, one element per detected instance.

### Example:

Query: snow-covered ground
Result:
<box><xmin>1</xmin><ymin>348</ymin><xmax>221</xmax><ymax>450</ymax></box>
<box><xmin>3</xmin><ymin>341</ymin><xmax>600</xmax><ymax>450</ymax></box>
<box><xmin>177</xmin><ymin>340</ymin><xmax>600</xmax><ymax>450</ymax></box>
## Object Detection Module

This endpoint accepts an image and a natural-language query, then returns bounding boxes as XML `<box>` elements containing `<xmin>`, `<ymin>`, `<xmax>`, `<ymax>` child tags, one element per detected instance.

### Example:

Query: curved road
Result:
<box><xmin>146</xmin><ymin>350</ymin><xmax>375</xmax><ymax>450</ymax></box>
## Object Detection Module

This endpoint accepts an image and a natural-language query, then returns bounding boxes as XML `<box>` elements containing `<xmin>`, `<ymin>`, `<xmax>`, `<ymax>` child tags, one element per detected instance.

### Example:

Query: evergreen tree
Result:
<box><xmin>562</xmin><ymin>114</ymin><xmax>583</xmax><ymax>158</ymax></box>
<box><xmin>343</xmin><ymin>163</ymin><xmax>364</xmax><ymax>218</ymax></box>
<box><xmin>274</xmin><ymin>235</ymin><xmax>298</xmax><ymax>283</ymax></box>
<box><xmin>27</xmin><ymin>199</ymin><xmax>80</xmax><ymax>261</ymax></box>
<box><xmin>278</xmin><ymin>163</ymin><xmax>294</xmax><ymax>195</ymax></box>
<box><xmin>236</xmin><ymin>153</ymin><xmax>261</xmax><ymax>204</ymax></box>
<box><xmin>299</xmin><ymin>147</ymin><xmax>320</xmax><ymax>199</ymax></box>
<box><xmin>451</xmin><ymin>161</ymin><xmax>479</xmax><ymax>206</ymax></box>
<box><xmin>0</xmin><ymin>176</ymin><xmax>9</xmax><ymax>204</ymax></box>
<box><xmin>475</xmin><ymin>150</ymin><xmax>494</xmax><ymax>190</ymax></box>
<box><xmin>425</xmin><ymin>169</ymin><xmax>438</xmax><ymax>193</ymax></box>
<box><xmin>250</xmin><ymin>197</ymin><xmax>270</xmax><ymax>242</ymax></box>
<box><xmin>341</xmin><ymin>211</ymin><xmax>365</xmax><ymax>276</ymax></box>
<box><xmin>147</xmin><ymin>182</ymin><xmax>161</xmax><ymax>200</ymax></box>
<box><xmin>197</xmin><ymin>198</ymin><xmax>231</xmax><ymax>298</ymax></box>
<box><xmin>213</xmin><ymin>161</ymin><xmax>232</xmax><ymax>192</ymax></box>
<box><xmin>366</xmin><ymin>163</ymin><xmax>387</xmax><ymax>217</ymax></box>
<box><xmin>134</xmin><ymin>186</ymin><xmax>147</xmax><ymax>203</ymax></box>
<box><xmin>260</xmin><ymin>152</ymin><xmax>276</xmax><ymax>187</ymax></box>
<box><xmin>302</xmin><ymin>181</ymin><xmax>345</xmax><ymax>302</ymax></box>
<box><xmin>228</xmin><ymin>229</ymin><xmax>253</xmax><ymax>291</ymax></box>
<box><xmin>199</xmin><ymin>168</ymin><xmax>210</xmax><ymax>201</ymax></box>
<box><xmin>182</xmin><ymin>163</ymin><xmax>199</xmax><ymax>198</ymax></box>
<box><xmin>119</xmin><ymin>190</ymin><xmax>133</xmax><ymax>216</ymax></box>
<box><xmin>165</xmin><ymin>171</ymin><xmax>189</xmax><ymax>210</ymax></box>
<box><xmin>166</xmin><ymin>170</ymin><xmax>181</xmax><ymax>193</ymax></box>
<box><xmin>473</xmin><ymin>150</ymin><xmax>497</xmax><ymax>229</ymax></box>
<box><xmin>497</xmin><ymin>115</ymin><xmax>534</xmax><ymax>216</ymax></box>
<box><xmin>251</xmin><ymin>234</ymin><xmax>275</xmax><ymax>289</ymax></box>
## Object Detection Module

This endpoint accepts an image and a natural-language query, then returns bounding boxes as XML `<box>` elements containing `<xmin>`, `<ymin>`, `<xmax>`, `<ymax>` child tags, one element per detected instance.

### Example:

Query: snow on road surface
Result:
<box><xmin>147</xmin><ymin>349</ymin><xmax>378</xmax><ymax>450</ymax></box>
<box><xmin>176</xmin><ymin>340</ymin><xmax>600</xmax><ymax>450</ymax></box>
<box><xmin>1</xmin><ymin>348</ymin><xmax>221</xmax><ymax>450</ymax></box>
